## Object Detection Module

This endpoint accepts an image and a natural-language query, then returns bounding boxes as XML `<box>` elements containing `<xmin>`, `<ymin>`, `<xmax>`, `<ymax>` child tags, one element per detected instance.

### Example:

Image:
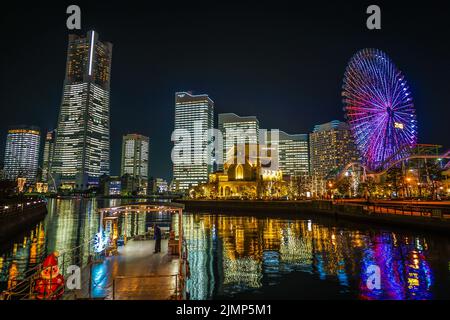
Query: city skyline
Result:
<box><xmin>1</xmin><ymin>1</ymin><xmax>450</xmax><ymax>305</ymax></box>
<box><xmin>1</xmin><ymin>2</ymin><xmax>450</xmax><ymax>182</ymax></box>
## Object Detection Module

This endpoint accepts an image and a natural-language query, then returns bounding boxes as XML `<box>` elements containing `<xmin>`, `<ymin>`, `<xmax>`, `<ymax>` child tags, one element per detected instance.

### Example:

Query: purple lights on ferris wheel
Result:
<box><xmin>342</xmin><ymin>48</ymin><xmax>418</xmax><ymax>172</ymax></box>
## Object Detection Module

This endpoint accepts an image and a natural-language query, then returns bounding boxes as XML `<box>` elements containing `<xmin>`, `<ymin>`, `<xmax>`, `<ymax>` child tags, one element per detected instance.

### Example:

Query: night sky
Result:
<box><xmin>1</xmin><ymin>1</ymin><xmax>449</xmax><ymax>181</ymax></box>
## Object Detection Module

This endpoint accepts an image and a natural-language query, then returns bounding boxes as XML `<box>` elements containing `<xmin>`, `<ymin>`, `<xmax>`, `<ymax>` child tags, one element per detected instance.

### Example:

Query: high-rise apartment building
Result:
<box><xmin>218</xmin><ymin>113</ymin><xmax>259</xmax><ymax>170</ymax></box>
<box><xmin>278</xmin><ymin>131</ymin><xmax>309</xmax><ymax>177</ymax></box>
<box><xmin>3</xmin><ymin>126</ymin><xmax>41</xmax><ymax>183</ymax></box>
<box><xmin>172</xmin><ymin>92</ymin><xmax>214</xmax><ymax>191</ymax></box>
<box><xmin>52</xmin><ymin>30</ymin><xmax>112</xmax><ymax>190</ymax></box>
<box><xmin>309</xmin><ymin>120</ymin><xmax>359</xmax><ymax>193</ymax></box>
<box><xmin>121</xmin><ymin>133</ymin><xmax>149</xmax><ymax>194</ymax></box>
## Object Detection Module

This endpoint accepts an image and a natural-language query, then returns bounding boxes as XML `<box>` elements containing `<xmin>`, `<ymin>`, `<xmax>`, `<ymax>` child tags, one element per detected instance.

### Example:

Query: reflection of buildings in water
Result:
<box><xmin>223</xmin><ymin>256</ymin><xmax>262</xmax><ymax>289</ymax></box>
<box><xmin>184</xmin><ymin>215</ymin><xmax>215</xmax><ymax>300</ymax></box>
<box><xmin>0</xmin><ymin>222</ymin><xmax>46</xmax><ymax>286</ymax></box>
<box><xmin>279</xmin><ymin>226</ymin><xmax>313</xmax><ymax>267</ymax></box>
<box><xmin>7</xmin><ymin>261</ymin><xmax>18</xmax><ymax>289</ymax></box>
<box><xmin>119</xmin><ymin>211</ymin><xmax>147</xmax><ymax>239</ymax></box>
<box><xmin>307</xmin><ymin>224</ymin><xmax>354</xmax><ymax>284</ymax></box>
<box><xmin>47</xmin><ymin>199</ymin><xmax>77</xmax><ymax>252</ymax></box>
<box><xmin>359</xmin><ymin>234</ymin><xmax>433</xmax><ymax>300</ymax></box>
<box><xmin>138</xmin><ymin>212</ymin><xmax>147</xmax><ymax>235</ymax></box>
<box><xmin>108</xmin><ymin>199</ymin><xmax>121</xmax><ymax>208</ymax></box>
<box><xmin>46</xmin><ymin>199</ymin><xmax>100</xmax><ymax>268</ymax></box>
<box><xmin>189</xmin><ymin>214</ymin><xmax>359</xmax><ymax>292</ymax></box>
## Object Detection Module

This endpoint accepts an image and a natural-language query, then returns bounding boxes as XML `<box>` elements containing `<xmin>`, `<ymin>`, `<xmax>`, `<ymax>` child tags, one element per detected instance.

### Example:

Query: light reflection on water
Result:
<box><xmin>0</xmin><ymin>199</ymin><xmax>449</xmax><ymax>300</ymax></box>
<box><xmin>183</xmin><ymin>214</ymin><xmax>450</xmax><ymax>300</ymax></box>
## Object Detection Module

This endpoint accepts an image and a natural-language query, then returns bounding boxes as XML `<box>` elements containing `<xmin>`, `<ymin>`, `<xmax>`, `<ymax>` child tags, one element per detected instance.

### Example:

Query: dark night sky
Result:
<box><xmin>1</xmin><ymin>1</ymin><xmax>449</xmax><ymax>181</ymax></box>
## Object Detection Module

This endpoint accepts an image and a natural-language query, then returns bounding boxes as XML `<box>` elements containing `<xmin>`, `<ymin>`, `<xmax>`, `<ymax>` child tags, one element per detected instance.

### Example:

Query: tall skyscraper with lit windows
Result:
<box><xmin>218</xmin><ymin>113</ymin><xmax>259</xmax><ymax>170</ymax></box>
<box><xmin>42</xmin><ymin>129</ymin><xmax>56</xmax><ymax>183</ymax></box>
<box><xmin>3</xmin><ymin>126</ymin><xmax>41</xmax><ymax>183</ymax></box>
<box><xmin>309</xmin><ymin>120</ymin><xmax>359</xmax><ymax>194</ymax></box>
<box><xmin>172</xmin><ymin>92</ymin><xmax>214</xmax><ymax>191</ymax></box>
<box><xmin>52</xmin><ymin>30</ymin><xmax>112</xmax><ymax>190</ymax></box>
<box><xmin>278</xmin><ymin>131</ymin><xmax>309</xmax><ymax>177</ymax></box>
<box><xmin>121</xmin><ymin>133</ymin><xmax>149</xmax><ymax>194</ymax></box>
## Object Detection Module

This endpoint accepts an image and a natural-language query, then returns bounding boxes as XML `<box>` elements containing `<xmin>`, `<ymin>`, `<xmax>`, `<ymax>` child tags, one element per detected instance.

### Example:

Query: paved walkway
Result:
<box><xmin>69</xmin><ymin>239</ymin><xmax>180</xmax><ymax>300</ymax></box>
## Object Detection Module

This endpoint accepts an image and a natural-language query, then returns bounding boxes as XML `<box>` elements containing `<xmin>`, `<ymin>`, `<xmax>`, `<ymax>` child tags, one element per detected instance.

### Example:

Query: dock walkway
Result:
<box><xmin>67</xmin><ymin>239</ymin><xmax>180</xmax><ymax>300</ymax></box>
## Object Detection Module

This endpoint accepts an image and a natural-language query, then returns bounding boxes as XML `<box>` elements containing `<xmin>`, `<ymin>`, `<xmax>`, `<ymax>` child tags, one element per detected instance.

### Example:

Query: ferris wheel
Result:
<box><xmin>342</xmin><ymin>48</ymin><xmax>417</xmax><ymax>171</ymax></box>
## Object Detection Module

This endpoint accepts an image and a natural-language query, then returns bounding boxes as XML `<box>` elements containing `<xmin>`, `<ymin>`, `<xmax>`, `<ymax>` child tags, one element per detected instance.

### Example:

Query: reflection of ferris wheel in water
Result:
<box><xmin>342</xmin><ymin>48</ymin><xmax>418</xmax><ymax>172</ymax></box>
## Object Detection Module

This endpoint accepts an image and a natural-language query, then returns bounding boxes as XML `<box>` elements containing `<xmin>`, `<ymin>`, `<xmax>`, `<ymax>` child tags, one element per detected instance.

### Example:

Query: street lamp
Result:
<box><xmin>406</xmin><ymin>177</ymin><xmax>412</xmax><ymax>198</ymax></box>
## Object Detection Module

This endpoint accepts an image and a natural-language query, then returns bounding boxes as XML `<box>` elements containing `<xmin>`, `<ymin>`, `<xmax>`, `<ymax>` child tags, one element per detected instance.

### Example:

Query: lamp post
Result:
<box><xmin>406</xmin><ymin>177</ymin><xmax>411</xmax><ymax>198</ymax></box>
<box><xmin>328</xmin><ymin>182</ymin><xmax>333</xmax><ymax>200</ymax></box>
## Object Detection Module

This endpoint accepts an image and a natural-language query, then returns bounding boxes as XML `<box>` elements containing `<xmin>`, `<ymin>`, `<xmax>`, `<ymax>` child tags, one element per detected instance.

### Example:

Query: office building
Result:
<box><xmin>52</xmin><ymin>30</ymin><xmax>112</xmax><ymax>190</ymax></box>
<box><xmin>218</xmin><ymin>113</ymin><xmax>259</xmax><ymax>170</ymax></box>
<box><xmin>278</xmin><ymin>131</ymin><xmax>309</xmax><ymax>177</ymax></box>
<box><xmin>172</xmin><ymin>92</ymin><xmax>214</xmax><ymax>191</ymax></box>
<box><xmin>121</xmin><ymin>133</ymin><xmax>149</xmax><ymax>194</ymax></box>
<box><xmin>42</xmin><ymin>130</ymin><xmax>56</xmax><ymax>184</ymax></box>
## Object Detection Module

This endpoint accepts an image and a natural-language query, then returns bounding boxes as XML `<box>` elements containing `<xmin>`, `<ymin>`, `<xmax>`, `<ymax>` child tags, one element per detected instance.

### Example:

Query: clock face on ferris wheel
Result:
<box><xmin>342</xmin><ymin>48</ymin><xmax>418</xmax><ymax>172</ymax></box>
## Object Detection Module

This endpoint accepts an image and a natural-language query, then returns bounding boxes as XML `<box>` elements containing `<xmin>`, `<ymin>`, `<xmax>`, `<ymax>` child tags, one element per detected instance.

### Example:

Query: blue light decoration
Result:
<box><xmin>91</xmin><ymin>262</ymin><xmax>108</xmax><ymax>298</ymax></box>
<box><xmin>342</xmin><ymin>48</ymin><xmax>417</xmax><ymax>171</ymax></box>
<box><xmin>93</xmin><ymin>231</ymin><xmax>109</xmax><ymax>253</ymax></box>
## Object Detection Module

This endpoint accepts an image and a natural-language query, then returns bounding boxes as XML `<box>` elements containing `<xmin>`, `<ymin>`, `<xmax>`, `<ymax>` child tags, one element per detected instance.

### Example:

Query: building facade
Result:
<box><xmin>218</xmin><ymin>113</ymin><xmax>259</xmax><ymax>170</ymax></box>
<box><xmin>3</xmin><ymin>126</ymin><xmax>41</xmax><ymax>183</ymax></box>
<box><xmin>121</xmin><ymin>133</ymin><xmax>149</xmax><ymax>194</ymax></box>
<box><xmin>278</xmin><ymin>131</ymin><xmax>309</xmax><ymax>177</ymax></box>
<box><xmin>42</xmin><ymin>130</ymin><xmax>56</xmax><ymax>184</ymax></box>
<box><xmin>172</xmin><ymin>92</ymin><xmax>214</xmax><ymax>191</ymax></box>
<box><xmin>150</xmin><ymin>178</ymin><xmax>169</xmax><ymax>194</ymax></box>
<box><xmin>52</xmin><ymin>30</ymin><xmax>112</xmax><ymax>190</ymax></box>
<box><xmin>309</xmin><ymin>120</ymin><xmax>359</xmax><ymax>195</ymax></box>
<box><xmin>193</xmin><ymin>143</ymin><xmax>286</xmax><ymax>199</ymax></box>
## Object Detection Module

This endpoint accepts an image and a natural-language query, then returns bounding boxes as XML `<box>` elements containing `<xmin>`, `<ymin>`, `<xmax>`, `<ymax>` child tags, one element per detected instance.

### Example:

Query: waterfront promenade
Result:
<box><xmin>178</xmin><ymin>199</ymin><xmax>450</xmax><ymax>232</ymax></box>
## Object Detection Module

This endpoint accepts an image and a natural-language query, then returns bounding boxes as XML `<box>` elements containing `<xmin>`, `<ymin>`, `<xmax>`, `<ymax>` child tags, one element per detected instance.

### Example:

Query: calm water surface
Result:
<box><xmin>1</xmin><ymin>198</ymin><xmax>449</xmax><ymax>300</ymax></box>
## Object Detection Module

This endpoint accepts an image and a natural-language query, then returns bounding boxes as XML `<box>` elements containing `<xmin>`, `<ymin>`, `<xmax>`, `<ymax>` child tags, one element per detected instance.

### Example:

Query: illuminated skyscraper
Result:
<box><xmin>3</xmin><ymin>126</ymin><xmax>41</xmax><ymax>183</ymax></box>
<box><xmin>309</xmin><ymin>120</ymin><xmax>359</xmax><ymax>194</ymax></box>
<box><xmin>218</xmin><ymin>113</ymin><xmax>259</xmax><ymax>170</ymax></box>
<box><xmin>172</xmin><ymin>92</ymin><xmax>214</xmax><ymax>191</ymax></box>
<box><xmin>278</xmin><ymin>131</ymin><xmax>309</xmax><ymax>177</ymax></box>
<box><xmin>42</xmin><ymin>130</ymin><xmax>56</xmax><ymax>184</ymax></box>
<box><xmin>121</xmin><ymin>133</ymin><xmax>149</xmax><ymax>194</ymax></box>
<box><xmin>52</xmin><ymin>30</ymin><xmax>112</xmax><ymax>190</ymax></box>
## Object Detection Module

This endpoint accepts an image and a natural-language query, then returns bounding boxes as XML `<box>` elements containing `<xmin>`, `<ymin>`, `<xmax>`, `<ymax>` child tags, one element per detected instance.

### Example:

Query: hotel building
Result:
<box><xmin>309</xmin><ymin>120</ymin><xmax>359</xmax><ymax>194</ymax></box>
<box><xmin>3</xmin><ymin>126</ymin><xmax>41</xmax><ymax>183</ymax></box>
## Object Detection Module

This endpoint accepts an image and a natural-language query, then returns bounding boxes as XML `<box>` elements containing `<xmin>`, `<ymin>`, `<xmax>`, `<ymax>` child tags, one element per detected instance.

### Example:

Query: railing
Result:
<box><xmin>331</xmin><ymin>200</ymin><xmax>449</xmax><ymax>220</ymax></box>
<box><xmin>363</xmin><ymin>204</ymin><xmax>449</xmax><ymax>219</ymax></box>
<box><xmin>112</xmin><ymin>274</ymin><xmax>181</xmax><ymax>300</ymax></box>
<box><xmin>1</xmin><ymin>238</ymin><xmax>97</xmax><ymax>300</ymax></box>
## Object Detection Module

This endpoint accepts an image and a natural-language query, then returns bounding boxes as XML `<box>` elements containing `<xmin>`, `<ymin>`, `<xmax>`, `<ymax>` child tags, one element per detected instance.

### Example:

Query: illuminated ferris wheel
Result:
<box><xmin>342</xmin><ymin>48</ymin><xmax>418</xmax><ymax>171</ymax></box>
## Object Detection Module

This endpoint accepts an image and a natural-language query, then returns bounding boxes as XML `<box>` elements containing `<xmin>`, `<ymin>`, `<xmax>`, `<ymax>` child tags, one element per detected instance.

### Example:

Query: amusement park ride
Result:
<box><xmin>336</xmin><ymin>48</ymin><xmax>450</xmax><ymax>185</ymax></box>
